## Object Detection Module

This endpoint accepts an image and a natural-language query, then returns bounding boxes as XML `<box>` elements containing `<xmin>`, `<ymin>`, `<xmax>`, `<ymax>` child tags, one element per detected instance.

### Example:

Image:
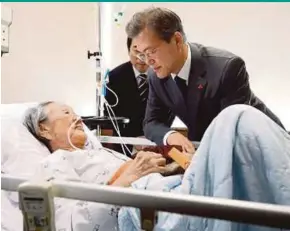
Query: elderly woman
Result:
<box><xmin>22</xmin><ymin>101</ymin><xmax>290</xmax><ymax>231</ymax></box>
<box><xmin>23</xmin><ymin>101</ymin><xmax>176</xmax><ymax>187</ymax></box>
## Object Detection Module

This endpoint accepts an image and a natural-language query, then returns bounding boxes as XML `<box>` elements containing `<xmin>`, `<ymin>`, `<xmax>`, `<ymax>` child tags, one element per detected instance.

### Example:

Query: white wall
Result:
<box><xmin>102</xmin><ymin>3</ymin><xmax>290</xmax><ymax>130</ymax></box>
<box><xmin>1</xmin><ymin>2</ymin><xmax>99</xmax><ymax>116</ymax></box>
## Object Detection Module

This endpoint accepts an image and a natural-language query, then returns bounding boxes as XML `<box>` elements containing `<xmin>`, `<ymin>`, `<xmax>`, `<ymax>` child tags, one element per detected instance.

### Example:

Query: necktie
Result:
<box><xmin>138</xmin><ymin>74</ymin><xmax>148</xmax><ymax>103</ymax></box>
<box><xmin>174</xmin><ymin>76</ymin><xmax>187</xmax><ymax>101</ymax></box>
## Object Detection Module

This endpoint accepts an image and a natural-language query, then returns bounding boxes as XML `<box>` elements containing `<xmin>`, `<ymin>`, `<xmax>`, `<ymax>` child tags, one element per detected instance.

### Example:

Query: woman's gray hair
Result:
<box><xmin>23</xmin><ymin>101</ymin><xmax>53</xmax><ymax>151</ymax></box>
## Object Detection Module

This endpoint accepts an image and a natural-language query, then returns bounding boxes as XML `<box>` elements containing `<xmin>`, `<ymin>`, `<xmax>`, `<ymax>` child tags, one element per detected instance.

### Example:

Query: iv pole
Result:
<box><xmin>87</xmin><ymin>2</ymin><xmax>104</xmax><ymax>136</ymax></box>
<box><xmin>85</xmin><ymin>3</ymin><xmax>129</xmax><ymax>137</ymax></box>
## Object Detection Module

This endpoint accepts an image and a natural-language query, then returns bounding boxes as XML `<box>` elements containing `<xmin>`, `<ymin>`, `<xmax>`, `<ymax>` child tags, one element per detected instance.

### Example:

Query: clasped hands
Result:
<box><xmin>113</xmin><ymin>132</ymin><xmax>194</xmax><ymax>187</ymax></box>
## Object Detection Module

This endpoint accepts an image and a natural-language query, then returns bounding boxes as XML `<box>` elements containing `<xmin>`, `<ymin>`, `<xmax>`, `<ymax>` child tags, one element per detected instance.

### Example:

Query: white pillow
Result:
<box><xmin>1</xmin><ymin>103</ymin><xmax>50</xmax><ymax>176</ymax></box>
<box><xmin>1</xmin><ymin>102</ymin><xmax>38</xmax><ymax>120</ymax></box>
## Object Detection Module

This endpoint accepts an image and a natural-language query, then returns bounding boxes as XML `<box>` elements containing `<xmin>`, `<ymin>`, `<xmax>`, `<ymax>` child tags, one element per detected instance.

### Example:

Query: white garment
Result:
<box><xmin>132</xmin><ymin>65</ymin><xmax>148</xmax><ymax>85</ymax></box>
<box><xmin>35</xmin><ymin>148</ymin><xmax>129</xmax><ymax>185</ymax></box>
<box><xmin>45</xmin><ymin>148</ymin><xmax>130</xmax><ymax>231</ymax></box>
<box><xmin>3</xmin><ymin>148</ymin><xmax>131</xmax><ymax>231</ymax></box>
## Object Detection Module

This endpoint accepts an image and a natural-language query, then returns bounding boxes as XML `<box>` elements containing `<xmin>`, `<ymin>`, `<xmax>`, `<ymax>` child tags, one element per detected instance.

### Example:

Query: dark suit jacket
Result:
<box><xmin>105</xmin><ymin>61</ymin><xmax>147</xmax><ymax>141</ymax></box>
<box><xmin>144</xmin><ymin>43</ymin><xmax>285</xmax><ymax>145</ymax></box>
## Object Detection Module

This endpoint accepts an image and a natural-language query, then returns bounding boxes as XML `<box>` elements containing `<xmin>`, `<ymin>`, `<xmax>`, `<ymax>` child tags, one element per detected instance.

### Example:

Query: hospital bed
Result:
<box><xmin>1</xmin><ymin>102</ymin><xmax>290</xmax><ymax>231</ymax></box>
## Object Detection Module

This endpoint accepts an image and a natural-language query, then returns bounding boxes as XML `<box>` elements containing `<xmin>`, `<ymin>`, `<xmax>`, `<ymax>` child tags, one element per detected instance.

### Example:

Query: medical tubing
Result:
<box><xmin>104</xmin><ymin>101</ymin><xmax>133</xmax><ymax>156</ymax></box>
<box><xmin>67</xmin><ymin>117</ymin><xmax>83</xmax><ymax>151</ymax></box>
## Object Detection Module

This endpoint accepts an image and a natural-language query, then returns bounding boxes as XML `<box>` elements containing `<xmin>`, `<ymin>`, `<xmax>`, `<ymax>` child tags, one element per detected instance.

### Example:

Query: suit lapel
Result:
<box><xmin>187</xmin><ymin>44</ymin><xmax>207</xmax><ymax>137</ymax></box>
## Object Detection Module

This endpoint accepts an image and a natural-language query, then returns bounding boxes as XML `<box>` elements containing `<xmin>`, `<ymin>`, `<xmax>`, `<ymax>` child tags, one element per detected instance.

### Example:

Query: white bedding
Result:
<box><xmin>2</xmin><ymin>148</ymin><xmax>130</xmax><ymax>231</ymax></box>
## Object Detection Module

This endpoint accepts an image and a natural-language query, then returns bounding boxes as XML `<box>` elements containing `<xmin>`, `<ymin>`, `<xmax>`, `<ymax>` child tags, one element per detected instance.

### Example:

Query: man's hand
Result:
<box><xmin>167</xmin><ymin>132</ymin><xmax>195</xmax><ymax>154</ymax></box>
<box><xmin>113</xmin><ymin>151</ymin><xmax>166</xmax><ymax>187</ymax></box>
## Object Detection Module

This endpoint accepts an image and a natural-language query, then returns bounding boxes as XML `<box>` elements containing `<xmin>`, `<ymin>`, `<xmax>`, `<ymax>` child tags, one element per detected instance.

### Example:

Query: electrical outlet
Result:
<box><xmin>1</xmin><ymin>24</ymin><xmax>9</xmax><ymax>53</ymax></box>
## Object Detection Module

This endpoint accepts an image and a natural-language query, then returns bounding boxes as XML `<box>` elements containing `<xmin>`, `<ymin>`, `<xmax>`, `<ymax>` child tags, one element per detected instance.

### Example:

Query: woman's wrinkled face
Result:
<box><xmin>39</xmin><ymin>102</ymin><xmax>87</xmax><ymax>151</ymax></box>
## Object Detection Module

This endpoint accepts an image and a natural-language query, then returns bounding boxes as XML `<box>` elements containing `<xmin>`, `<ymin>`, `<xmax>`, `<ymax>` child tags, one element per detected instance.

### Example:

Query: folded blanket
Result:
<box><xmin>118</xmin><ymin>105</ymin><xmax>290</xmax><ymax>231</ymax></box>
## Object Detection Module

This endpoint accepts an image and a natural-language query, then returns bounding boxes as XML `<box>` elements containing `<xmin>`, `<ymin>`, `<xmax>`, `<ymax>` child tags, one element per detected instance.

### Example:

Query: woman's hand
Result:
<box><xmin>112</xmin><ymin>151</ymin><xmax>166</xmax><ymax>187</ymax></box>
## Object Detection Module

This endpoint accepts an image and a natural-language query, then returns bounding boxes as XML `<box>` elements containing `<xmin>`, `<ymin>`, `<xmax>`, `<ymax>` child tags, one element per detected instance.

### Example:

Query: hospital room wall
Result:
<box><xmin>102</xmin><ymin>3</ymin><xmax>290</xmax><ymax>130</ymax></box>
<box><xmin>1</xmin><ymin>3</ymin><xmax>99</xmax><ymax>116</ymax></box>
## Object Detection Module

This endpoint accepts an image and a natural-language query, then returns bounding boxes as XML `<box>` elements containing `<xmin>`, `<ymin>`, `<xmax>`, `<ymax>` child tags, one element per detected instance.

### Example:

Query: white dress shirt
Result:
<box><xmin>163</xmin><ymin>44</ymin><xmax>191</xmax><ymax>145</ymax></box>
<box><xmin>132</xmin><ymin>66</ymin><xmax>148</xmax><ymax>84</ymax></box>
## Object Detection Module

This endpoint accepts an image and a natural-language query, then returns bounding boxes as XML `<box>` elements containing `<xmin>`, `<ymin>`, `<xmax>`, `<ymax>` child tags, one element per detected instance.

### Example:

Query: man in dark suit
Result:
<box><xmin>105</xmin><ymin>37</ymin><xmax>149</xmax><ymax>154</ymax></box>
<box><xmin>125</xmin><ymin>7</ymin><xmax>285</xmax><ymax>152</ymax></box>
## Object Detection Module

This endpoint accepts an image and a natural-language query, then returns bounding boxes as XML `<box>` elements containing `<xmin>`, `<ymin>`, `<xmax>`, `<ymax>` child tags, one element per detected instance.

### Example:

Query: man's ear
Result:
<box><xmin>39</xmin><ymin>123</ymin><xmax>52</xmax><ymax>141</ymax></box>
<box><xmin>174</xmin><ymin>32</ymin><xmax>183</xmax><ymax>49</ymax></box>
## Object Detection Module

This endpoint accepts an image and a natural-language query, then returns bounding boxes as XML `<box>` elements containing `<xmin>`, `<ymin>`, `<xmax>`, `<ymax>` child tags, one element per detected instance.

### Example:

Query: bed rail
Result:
<box><xmin>2</xmin><ymin>174</ymin><xmax>290</xmax><ymax>230</ymax></box>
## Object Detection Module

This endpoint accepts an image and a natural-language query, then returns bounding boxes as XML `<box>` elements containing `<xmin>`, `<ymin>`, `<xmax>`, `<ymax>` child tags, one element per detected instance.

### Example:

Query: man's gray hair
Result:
<box><xmin>23</xmin><ymin>101</ymin><xmax>53</xmax><ymax>151</ymax></box>
<box><xmin>126</xmin><ymin>7</ymin><xmax>186</xmax><ymax>43</ymax></box>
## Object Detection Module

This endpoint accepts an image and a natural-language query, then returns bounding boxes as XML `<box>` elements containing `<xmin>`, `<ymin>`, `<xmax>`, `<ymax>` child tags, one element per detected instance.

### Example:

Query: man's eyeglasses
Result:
<box><xmin>134</xmin><ymin>48</ymin><xmax>158</xmax><ymax>63</ymax></box>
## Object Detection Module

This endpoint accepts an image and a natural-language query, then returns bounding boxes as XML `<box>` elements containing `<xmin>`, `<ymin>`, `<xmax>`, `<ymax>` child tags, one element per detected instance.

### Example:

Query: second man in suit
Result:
<box><xmin>125</xmin><ymin>7</ymin><xmax>285</xmax><ymax>153</ymax></box>
<box><xmin>105</xmin><ymin>37</ymin><xmax>149</xmax><ymax>154</ymax></box>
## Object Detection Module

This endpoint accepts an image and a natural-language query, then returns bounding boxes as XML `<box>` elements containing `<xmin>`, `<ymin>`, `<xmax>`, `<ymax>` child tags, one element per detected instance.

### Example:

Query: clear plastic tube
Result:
<box><xmin>67</xmin><ymin>117</ymin><xmax>83</xmax><ymax>151</ymax></box>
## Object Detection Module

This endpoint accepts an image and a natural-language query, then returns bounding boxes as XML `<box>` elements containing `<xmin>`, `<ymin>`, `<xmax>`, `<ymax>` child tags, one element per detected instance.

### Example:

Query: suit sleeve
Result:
<box><xmin>143</xmin><ymin>76</ymin><xmax>174</xmax><ymax>145</ymax></box>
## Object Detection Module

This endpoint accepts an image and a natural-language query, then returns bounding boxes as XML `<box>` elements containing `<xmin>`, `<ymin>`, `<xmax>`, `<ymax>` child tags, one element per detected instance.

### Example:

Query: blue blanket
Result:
<box><xmin>118</xmin><ymin>105</ymin><xmax>290</xmax><ymax>231</ymax></box>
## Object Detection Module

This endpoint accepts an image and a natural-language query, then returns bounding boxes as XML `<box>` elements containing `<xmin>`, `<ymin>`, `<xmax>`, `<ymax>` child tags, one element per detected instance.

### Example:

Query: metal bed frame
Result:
<box><xmin>2</xmin><ymin>174</ymin><xmax>290</xmax><ymax>231</ymax></box>
<box><xmin>97</xmin><ymin>135</ymin><xmax>200</xmax><ymax>148</ymax></box>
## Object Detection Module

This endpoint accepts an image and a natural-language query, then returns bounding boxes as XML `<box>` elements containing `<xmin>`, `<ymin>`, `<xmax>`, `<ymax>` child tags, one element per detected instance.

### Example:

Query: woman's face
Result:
<box><xmin>39</xmin><ymin>102</ymin><xmax>87</xmax><ymax>151</ymax></box>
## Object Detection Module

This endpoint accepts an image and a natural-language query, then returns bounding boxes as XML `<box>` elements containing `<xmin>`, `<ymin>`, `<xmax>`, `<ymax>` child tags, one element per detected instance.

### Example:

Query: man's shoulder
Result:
<box><xmin>109</xmin><ymin>61</ymin><xmax>133</xmax><ymax>80</ymax></box>
<box><xmin>190</xmin><ymin>43</ymin><xmax>240</xmax><ymax>61</ymax></box>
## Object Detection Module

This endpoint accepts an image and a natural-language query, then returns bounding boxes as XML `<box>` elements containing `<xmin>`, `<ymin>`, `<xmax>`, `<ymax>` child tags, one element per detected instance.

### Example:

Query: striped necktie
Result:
<box><xmin>138</xmin><ymin>74</ymin><xmax>148</xmax><ymax>103</ymax></box>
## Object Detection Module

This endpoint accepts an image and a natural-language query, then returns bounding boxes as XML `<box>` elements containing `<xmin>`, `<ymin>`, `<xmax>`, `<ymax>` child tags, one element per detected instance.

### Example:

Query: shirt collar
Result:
<box><xmin>171</xmin><ymin>43</ymin><xmax>191</xmax><ymax>84</ymax></box>
<box><xmin>132</xmin><ymin>65</ymin><xmax>147</xmax><ymax>78</ymax></box>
